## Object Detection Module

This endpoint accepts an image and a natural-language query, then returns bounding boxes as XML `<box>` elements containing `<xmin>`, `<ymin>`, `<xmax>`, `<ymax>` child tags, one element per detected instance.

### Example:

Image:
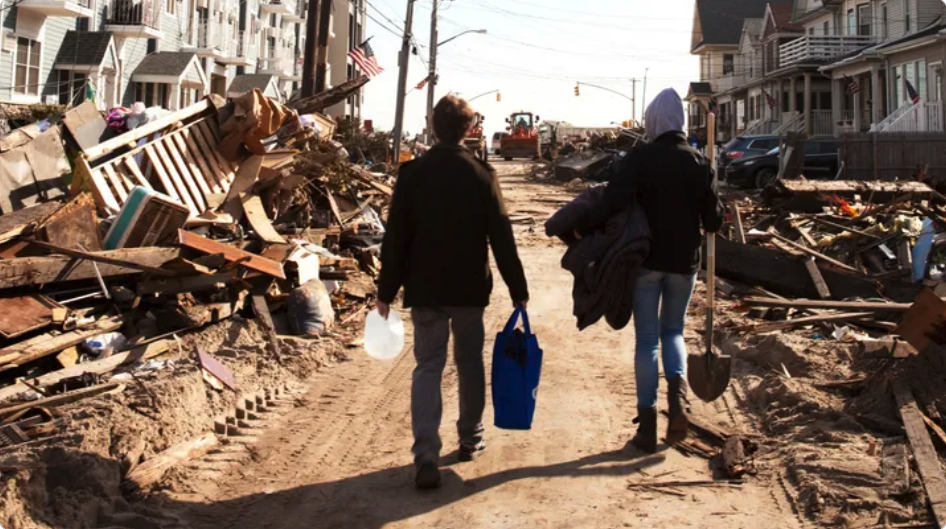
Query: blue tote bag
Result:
<box><xmin>491</xmin><ymin>307</ymin><xmax>543</xmax><ymax>430</ymax></box>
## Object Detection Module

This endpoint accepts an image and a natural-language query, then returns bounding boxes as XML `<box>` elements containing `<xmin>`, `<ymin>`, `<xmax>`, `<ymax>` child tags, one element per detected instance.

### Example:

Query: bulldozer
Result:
<box><xmin>462</xmin><ymin>113</ymin><xmax>488</xmax><ymax>161</ymax></box>
<box><xmin>500</xmin><ymin>111</ymin><xmax>541</xmax><ymax>161</ymax></box>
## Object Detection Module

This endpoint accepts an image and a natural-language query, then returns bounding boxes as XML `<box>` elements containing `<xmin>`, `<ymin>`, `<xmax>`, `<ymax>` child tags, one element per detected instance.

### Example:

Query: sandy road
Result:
<box><xmin>164</xmin><ymin>161</ymin><xmax>802</xmax><ymax>529</ymax></box>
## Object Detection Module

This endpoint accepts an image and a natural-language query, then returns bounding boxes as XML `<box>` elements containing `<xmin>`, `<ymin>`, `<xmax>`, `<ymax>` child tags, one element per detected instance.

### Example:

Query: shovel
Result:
<box><xmin>687</xmin><ymin>110</ymin><xmax>731</xmax><ymax>402</ymax></box>
<box><xmin>688</xmin><ymin>232</ymin><xmax>732</xmax><ymax>402</ymax></box>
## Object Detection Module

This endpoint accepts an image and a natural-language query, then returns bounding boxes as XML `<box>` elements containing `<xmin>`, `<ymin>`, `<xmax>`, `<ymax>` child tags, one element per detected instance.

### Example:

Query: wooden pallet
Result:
<box><xmin>73</xmin><ymin>99</ymin><xmax>238</xmax><ymax>218</ymax></box>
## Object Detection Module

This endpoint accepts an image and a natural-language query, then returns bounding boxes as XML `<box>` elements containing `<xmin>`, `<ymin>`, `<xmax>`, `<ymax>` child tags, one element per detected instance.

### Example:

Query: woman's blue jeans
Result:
<box><xmin>632</xmin><ymin>268</ymin><xmax>697</xmax><ymax>409</ymax></box>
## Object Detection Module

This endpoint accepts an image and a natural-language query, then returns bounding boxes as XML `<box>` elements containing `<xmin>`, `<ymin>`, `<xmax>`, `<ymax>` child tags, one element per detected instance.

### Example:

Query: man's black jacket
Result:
<box><xmin>378</xmin><ymin>144</ymin><xmax>529</xmax><ymax>308</ymax></box>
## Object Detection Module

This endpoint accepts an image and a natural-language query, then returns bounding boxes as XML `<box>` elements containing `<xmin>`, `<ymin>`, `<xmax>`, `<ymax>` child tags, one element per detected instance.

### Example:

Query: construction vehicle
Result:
<box><xmin>462</xmin><ymin>113</ymin><xmax>488</xmax><ymax>161</ymax></box>
<box><xmin>500</xmin><ymin>111</ymin><xmax>541</xmax><ymax>161</ymax></box>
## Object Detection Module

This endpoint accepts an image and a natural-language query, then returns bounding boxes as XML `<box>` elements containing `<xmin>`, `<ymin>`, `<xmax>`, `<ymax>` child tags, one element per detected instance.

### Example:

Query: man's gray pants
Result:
<box><xmin>410</xmin><ymin>306</ymin><xmax>486</xmax><ymax>465</ymax></box>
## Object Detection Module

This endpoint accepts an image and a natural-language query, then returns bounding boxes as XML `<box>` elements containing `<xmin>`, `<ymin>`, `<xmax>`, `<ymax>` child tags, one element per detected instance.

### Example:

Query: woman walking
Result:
<box><xmin>600</xmin><ymin>88</ymin><xmax>724</xmax><ymax>453</ymax></box>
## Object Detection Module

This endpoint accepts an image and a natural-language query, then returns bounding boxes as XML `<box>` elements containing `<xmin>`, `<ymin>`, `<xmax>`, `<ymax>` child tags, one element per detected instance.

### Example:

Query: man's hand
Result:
<box><xmin>377</xmin><ymin>301</ymin><xmax>391</xmax><ymax>320</ymax></box>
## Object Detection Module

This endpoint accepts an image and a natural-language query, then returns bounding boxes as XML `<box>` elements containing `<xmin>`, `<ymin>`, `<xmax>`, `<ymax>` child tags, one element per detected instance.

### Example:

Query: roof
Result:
<box><xmin>821</xmin><ymin>23</ymin><xmax>946</xmax><ymax>71</ymax></box>
<box><xmin>228</xmin><ymin>74</ymin><xmax>279</xmax><ymax>95</ymax></box>
<box><xmin>686</xmin><ymin>82</ymin><xmax>715</xmax><ymax>100</ymax></box>
<box><xmin>693</xmin><ymin>0</ymin><xmax>789</xmax><ymax>50</ymax></box>
<box><xmin>132</xmin><ymin>52</ymin><xmax>199</xmax><ymax>77</ymax></box>
<box><xmin>54</xmin><ymin>31</ymin><xmax>114</xmax><ymax>67</ymax></box>
<box><xmin>769</xmin><ymin>3</ymin><xmax>802</xmax><ymax>32</ymax></box>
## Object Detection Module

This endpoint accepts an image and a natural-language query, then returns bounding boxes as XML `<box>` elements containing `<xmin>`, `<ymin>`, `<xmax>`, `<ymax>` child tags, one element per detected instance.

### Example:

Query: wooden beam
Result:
<box><xmin>804</xmin><ymin>257</ymin><xmax>832</xmax><ymax>299</ymax></box>
<box><xmin>732</xmin><ymin>311</ymin><xmax>875</xmax><ymax>333</ymax></box>
<box><xmin>123</xmin><ymin>432</ymin><xmax>218</xmax><ymax>493</ymax></box>
<box><xmin>0</xmin><ymin>382</ymin><xmax>124</xmax><ymax>419</ymax></box>
<box><xmin>893</xmin><ymin>380</ymin><xmax>946</xmax><ymax>529</ymax></box>
<box><xmin>0</xmin><ymin>248</ymin><xmax>180</xmax><ymax>290</ymax></box>
<box><xmin>742</xmin><ymin>297</ymin><xmax>911</xmax><ymax>312</ymax></box>
<box><xmin>22</xmin><ymin>239</ymin><xmax>175</xmax><ymax>277</ymax></box>
<box><xmin>0</xmin><ymin>316</ymin><xmax>123</xmax><ymax>368</ymax></box>
<box><xmin>178</xmin><ymin>230</ymin><xmax>285</xmax><ymax>279</ymax></box>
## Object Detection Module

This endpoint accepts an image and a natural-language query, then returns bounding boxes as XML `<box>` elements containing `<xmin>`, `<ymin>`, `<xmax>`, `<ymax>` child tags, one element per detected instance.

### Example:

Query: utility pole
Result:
<box><xmin>630</xmin><ymin>78</ymin><xmax>638</xmax><ymax>122</ymax></box>
<box><xmin>425</xmin><ymin>0</ymin><xmax>438</xmax><ymax>144</ymax></box>
<box><xmin>314</xmin><ymin>0</ymin><xmax>332</xmax><ymax>92</ymax></box>
<box><xmin>391</xmin><ymin>0</ymin><xmax>416</xmax><ymax>164</ymax></box>
<box><xmin>301</xmin><ymin>0</ymin><xmax>321</xmax><ymax>97</ymax></box>
<box><xmin>641</xmin><ymin>68</ymin><xmax>649</xmax><ymax>120</ymax></box>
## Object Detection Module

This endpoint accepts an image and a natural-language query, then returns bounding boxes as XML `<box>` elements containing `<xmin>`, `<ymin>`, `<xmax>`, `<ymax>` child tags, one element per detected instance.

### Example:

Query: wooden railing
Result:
<box><xmin>779</xmin><ymin>35</ymin><xmax>876</xmax><ymax>67</ymax></box>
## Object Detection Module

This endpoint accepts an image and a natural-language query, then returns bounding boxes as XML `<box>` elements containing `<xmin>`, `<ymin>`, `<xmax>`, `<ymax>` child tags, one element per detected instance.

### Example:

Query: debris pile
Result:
<box><xmin>683</xmin><ymin>177</ymin><xmax>946</xmax><ymax>527</ymax></box>
<box><xmin>0</xmin><ymin>88</ymin><xmax>392</xmax><ymax>527</ymax></box>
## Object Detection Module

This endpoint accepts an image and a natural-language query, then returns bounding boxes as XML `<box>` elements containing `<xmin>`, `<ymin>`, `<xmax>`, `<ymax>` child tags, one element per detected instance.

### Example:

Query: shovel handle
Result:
<box><xmin>705</xmin><ymin>232</ymin><xmax>716</xmax><ymax>354</ymax></box>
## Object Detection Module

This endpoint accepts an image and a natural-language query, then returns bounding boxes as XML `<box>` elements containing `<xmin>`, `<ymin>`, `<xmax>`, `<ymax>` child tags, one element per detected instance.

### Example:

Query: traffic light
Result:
<box><xmin>496</xmin><ymin>92</ymin><xmax>502</xmax><ymax>102</ymax></box>
<box><xmin>574</xmin><ymin>84</ymin><xmax>580</xmax><ymax>96</ymax></box>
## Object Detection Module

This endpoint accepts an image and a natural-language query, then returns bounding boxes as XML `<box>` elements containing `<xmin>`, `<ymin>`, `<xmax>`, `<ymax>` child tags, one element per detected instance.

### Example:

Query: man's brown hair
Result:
<box><xmin>433</xmin><ymin>94</ymin><xmax>476</xmax><ymax>144</ymax></box>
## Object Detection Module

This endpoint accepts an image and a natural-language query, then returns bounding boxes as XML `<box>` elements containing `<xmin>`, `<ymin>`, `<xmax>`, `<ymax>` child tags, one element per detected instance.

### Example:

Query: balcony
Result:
<box><xmin>218</xmin><ymin>29</ymin><xmax>255</xmax><ymax>67</ymax></box>
<box><xmin>283</xmin><ymin>1</ymin><xmax>304</xmax><ymax>22</ymax></box>
<box><xmin>18</xmin><ymin>0</ymin><xmax>91</xmax><ymax>17</ymax></box>
<box><xmin>259</xmin><ymin>0</ymin><xmax>293</xmax><ymax>15</ymax></box>
<box><xmin>715</xmin><ymin>73</ymin><xmax>747</xmax><ymax>93</ymax></box>
<box><xmin>105</xmin><ymin>0</ymin><xmax>161</xmax><ymax>38</ymax></box>
<box><xmin>873</xmin><ymin>101</ymin><xmax>944</xmax><ymax>133</ymax></box>
<box><xmin>181</xmin><ymin>20</ymin><xmax>224</xmax><ymax>58</ymax></box>
<box><xmin>779</xmin><ymin>35</ymin><xmax>876</xmax><ymax>68</ymax></box>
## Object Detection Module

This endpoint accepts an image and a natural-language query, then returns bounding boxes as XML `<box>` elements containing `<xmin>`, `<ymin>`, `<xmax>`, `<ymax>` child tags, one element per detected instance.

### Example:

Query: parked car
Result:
<box><xmin>725</xmin><ymin>138</ymin><xmax>840</xmax><ymax>189</ymax></box>
<box><xmin>491</xmin><ymin>132</ymin><xmax>509</xmax><ymax>154</ymax></box>
<box><xmin>719</xmin><ymin>134</ymin><xmax>779</xmax><ymax>169</ymax></box>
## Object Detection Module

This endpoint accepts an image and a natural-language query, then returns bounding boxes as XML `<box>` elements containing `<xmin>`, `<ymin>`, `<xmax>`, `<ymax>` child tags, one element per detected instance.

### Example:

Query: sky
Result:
<box><xmin>360</xmin><ymin>0</ymin><xmax>700</xmax><ymax>139</ymax></box>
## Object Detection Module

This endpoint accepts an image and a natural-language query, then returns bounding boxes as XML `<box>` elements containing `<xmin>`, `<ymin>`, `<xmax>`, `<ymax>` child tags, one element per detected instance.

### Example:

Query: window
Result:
<box><xmin>857</xmin><ymin>4</ymin><xmax>870</xmax><ymax>36</ymax></box>
<box><xmin>847</xmin><ymin>9</ymin><xmax>855</xmax><ymax>35</ymax></box>
<box><xmin>917</xmin><ymin>59</ymin><xmax>927</xmax><ymax>100</ymax></box>
<box><xmin>823</xmin><ymin>21</ymin><xmax>830</xmax><ymax>35</ymax></box>
<box><xmin>893</xmin><ymin>65</ymin><xmax>901</xmax><ymax>103</ymax></box>
<box><xmin>167</xmin><ymin>0</ymin><xmax>174</xmax><ymax>15</ymax></box>
<box><xmin>904</xmin><ymin>0</ymin><xmax>911</xmax><ymax>33</ymax></box>
<box><xmin>57</xmin><ymin>71</ymin><xmax>87</xmax><ymax>105</ymax></box>
<box><xmin>723</xmin><ymin>54</ymin><xmax>734</xmax><ymax>75</ymax></box>
<box><xmin>14</xmin><ymin>38</ymin><xmax>41</xmax><ymax>96</ymax></box>
<box><xmin>809</xmin><ymin>27</ymin><xmax>815</xmax><ymax>35</ymax></box>
<box><xmin>881</xmin><ymin>3</ymin><xmax>888</xmax><ymax>39</ymax></box>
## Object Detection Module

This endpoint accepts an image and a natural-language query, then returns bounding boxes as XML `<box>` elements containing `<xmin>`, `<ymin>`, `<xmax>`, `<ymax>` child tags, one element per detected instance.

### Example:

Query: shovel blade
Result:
<box><xmin>687</xmin><ymin>351</ymin><xmax>732</xmax><ymax>402</ymax></box>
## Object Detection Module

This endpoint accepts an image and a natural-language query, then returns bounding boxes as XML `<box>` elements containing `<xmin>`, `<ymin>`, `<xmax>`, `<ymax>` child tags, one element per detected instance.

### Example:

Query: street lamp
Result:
<box><xmin>425</xmin><ymin>23</ymin><xmax>488</xmax><ymax>143</ymax></box>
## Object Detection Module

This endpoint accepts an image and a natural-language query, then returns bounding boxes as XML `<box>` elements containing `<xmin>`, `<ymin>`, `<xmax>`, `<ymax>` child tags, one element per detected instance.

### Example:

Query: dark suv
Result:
<box><xmin>719</xmin><ymin>134</ymin><xmax>779</xmax><ymax>169</ymax></box>
<box><xmin>725</xmin><ymin>138</ymin><xmax>840</xmax><ymax>189</ymax></box>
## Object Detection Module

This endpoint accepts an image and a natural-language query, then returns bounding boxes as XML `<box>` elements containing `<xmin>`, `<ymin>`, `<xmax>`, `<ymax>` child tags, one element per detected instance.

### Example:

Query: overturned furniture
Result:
<box><xmin>71</xmin><ymin>98</ymin><xmax>237</xmax><ymax>217</ymax></box>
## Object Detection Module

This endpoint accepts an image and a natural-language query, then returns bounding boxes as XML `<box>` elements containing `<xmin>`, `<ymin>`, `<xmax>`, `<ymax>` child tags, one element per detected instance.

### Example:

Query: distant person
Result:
<box><xmin>377</xmin><ymin>94</ymin><xmax>530</xmax><ymax>490</ymax></box>
<box><xmin>598</xmin><ymin>88</ymin><xmax>723</xmax><ymax>453</ymax></box>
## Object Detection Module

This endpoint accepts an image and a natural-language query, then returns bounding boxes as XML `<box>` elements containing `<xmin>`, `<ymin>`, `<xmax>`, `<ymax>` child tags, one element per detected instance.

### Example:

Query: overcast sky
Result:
<box><xmin>360</xmin><ymin>0</ymin><xmax>699</xmax><ymax>139</ymax></box>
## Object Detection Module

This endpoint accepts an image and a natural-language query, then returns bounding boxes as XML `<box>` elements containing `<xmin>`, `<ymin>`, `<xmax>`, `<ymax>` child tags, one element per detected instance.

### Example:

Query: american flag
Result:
<box><xmin>415</xmin><ymin>76</ymin><xmax>429</xmax><ymax>90</ymax></box>
<box><xmin>348</xmin><ymin>40</ymin><xmax>384</xmax><ymax>78</ymax></box>
<box><xmin>762</xmin><ymin>88</ymin><xmax>778</xmax><ymax>109</ymax></box>
<box><xmin>845</xmin><ymin>76</ymin><xmax>860</xmax><ymax>95</ymax></box>
<box><xmin>905</xmin><ymin>78</ymin><xmax>921</xmax><ymax>104</ymax></box>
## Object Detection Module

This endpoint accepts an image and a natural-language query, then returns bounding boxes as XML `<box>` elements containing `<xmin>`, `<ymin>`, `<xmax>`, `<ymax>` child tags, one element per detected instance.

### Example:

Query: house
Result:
<box><xmin>0</xmin><ymin>0</ymin><xmax>366</xmax><ymax>119</ymax></box>
<box><xmin>689</xmin><ymin>0</ymin><xmax>946</xmax><ymax>138</ymax></box>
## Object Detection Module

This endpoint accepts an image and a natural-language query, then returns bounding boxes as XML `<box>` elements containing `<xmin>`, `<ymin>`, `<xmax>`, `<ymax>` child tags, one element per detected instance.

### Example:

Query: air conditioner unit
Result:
<box><xmin>104</xmin><ymin>187</ymin><xmax>190</xmax><ymax>250</ymax></box>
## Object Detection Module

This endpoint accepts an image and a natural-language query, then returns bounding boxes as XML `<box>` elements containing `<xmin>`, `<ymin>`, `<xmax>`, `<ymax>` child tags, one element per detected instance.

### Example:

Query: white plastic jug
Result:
<box><xmin>364</xmin><ymin>309</ymin><xmax>406</xmax><ymax>360</ymax></box>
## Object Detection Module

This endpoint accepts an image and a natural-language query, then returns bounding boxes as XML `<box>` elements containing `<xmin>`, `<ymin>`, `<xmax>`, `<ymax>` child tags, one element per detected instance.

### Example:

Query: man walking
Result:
<box><xmin>377</xmin><ymin>95</ymin><xmax>530</xmax><ymax>490</ymax></box>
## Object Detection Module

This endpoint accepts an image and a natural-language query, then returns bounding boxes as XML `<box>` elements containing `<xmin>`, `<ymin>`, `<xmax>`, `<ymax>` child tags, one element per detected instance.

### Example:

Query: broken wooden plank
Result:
<box><xmin>0</xmin><ymin>382</ymin><xmax>124</xmax><ymax>420</ymax></box>
<box><xmin>857</xmin><ymin>338</ymin><xmax>919</xmax><ymax>359</ymax></box>
<box><xmin>137</xmin><ymin>273</ymin><xmax>235</xmax><ymax>296</ymax></box>
<box><xmin>732</xmin><ymin>204</ymin><xmax>746</xmax><ymax>245</ymax></box>
<box><xmin>743</xmin><ymin>297</ymin><xmax>911</xmax><ymax>312</ymax></box>
<box><xmin>896</xmin><ymin>289</ymin><xmax>946</xmax><ymax>352</ymax></box>
<box><xmin>893</xmin><ymin>380</ymin><xmax>946</xmax><ymax>529</ymax></box>
<box><xmin>627</xmin><ymin>479</ymin><xmax>744</xmax><ymax>489</ymax></box>
<box><xmin>241</xmin><ymin>194</ymin><xmax>286</xmax><ymax>244</ymax></box>
<box><xmin>123</xmin><ymin>432</ymin><xmax>218</xmax><ymax>493</ymax></box>
<box><xmin>0</xmin><ymin>247</ymin><xmax>180</xmax><ymax>290</ymax></box>
<box><xmin>804</xmin><ymin>257</ymin><xmax>832</xmax><ymax>299</ymax></box>
<box><xmin>178</xmin><ymin>230</ymin><xmax>285</xmax><ymax>279</ymax></box>
<box><xmin>722</xmin><ymin>436</ymin><xmax>748</xmax><ymax>478</ymax></box>
<box><xmin>197</xmin><ymin>347</ymin><xmax>237</xmax><ymax>391</ymax></box>
<box><xmin>772</xmin><ymin>234</ymin><xmax>858</xmax><ymax>272</ymax></box>
<box><xmin>0</xmin><ymin>295</ymin><xmax>62</xmax><ymax>339</ymax></box>
<box><xmin>0</xmin><ymin>340</ymin><xmax>171</xmax><ymax>403</ymax></box>
<box><xmin>22</xmin><ymin>239</ymin><xmax>175</xmax><ymax>277</ymax></box>
<box><xmin>39</xmin><ymin>193</ymin><xmax>102</xmax><ymax>252</ymax></box>
<box><xmin>0</xmin><ymin>201</ymin><xmax>62</xmax><ymax>245</ymax></box>
<box><xmin>732</xmin><ymin>311</ymin><xmax>875</xmax><ymax>334</ymax></box>
<box><xmin>223</xmin><ymin>155</ymin><xmax>263</xmax><ymax>223</ymax></box>
<box><xmin>0</xmin><ymin>316</ymin><xmax>123</xmax><ymax>368</ymax></box>
<box><xmin>809</xmin><ymin>216</ymin><xmax>880</xmax><ymax>239</ymax></box>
